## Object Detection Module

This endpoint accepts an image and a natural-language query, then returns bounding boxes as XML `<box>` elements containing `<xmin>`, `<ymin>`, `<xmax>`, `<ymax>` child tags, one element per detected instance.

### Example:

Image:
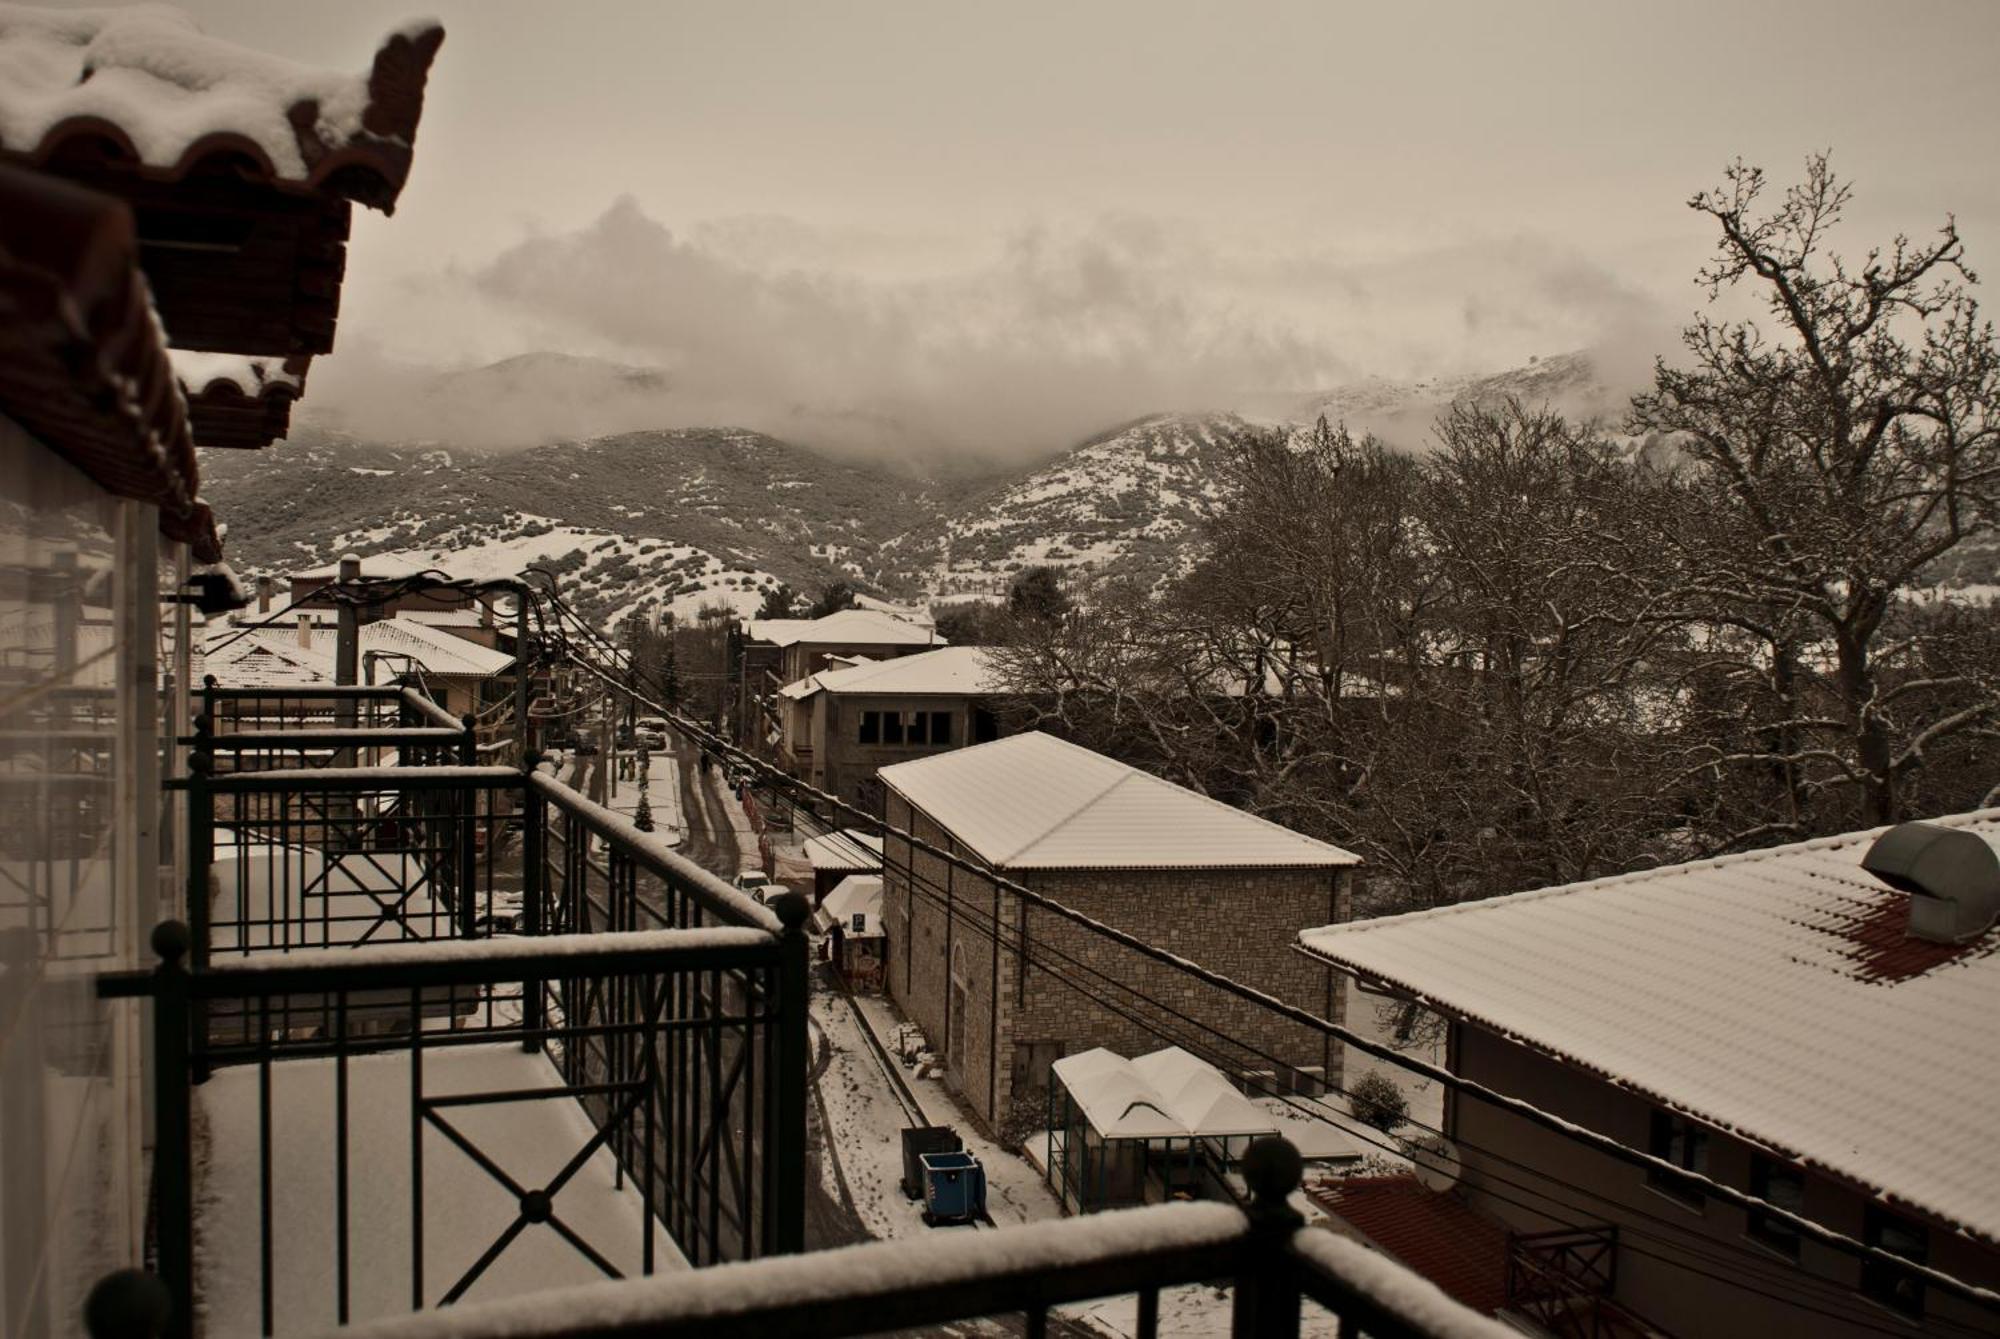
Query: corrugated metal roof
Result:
<box><xmin>879</xmin><ymin>731</ymin><xmax>1359</xmax><ymax>871</ymax></box>
<box><xmin>803</xmin><ymin>829</ymin><xmax>884</xmax><ymax>873</ymax></box>
<box><xmin>201</xmin><ymin>615</ymin><xmax>513</xmax><ymax>687</ymax></box>
<box><xmin>1297</xmin><ymin>810</ymin><xmax>2000</xmax><ymax>1245</ymax></box>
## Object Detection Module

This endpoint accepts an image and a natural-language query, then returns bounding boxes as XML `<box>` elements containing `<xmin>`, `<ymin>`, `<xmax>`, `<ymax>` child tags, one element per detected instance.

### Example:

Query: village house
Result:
<box><xmin>202</xmin><ymin>609</ymin><xmax>517</xmax><ymax>720</ymax></box>
<box><xmin>878</xmin><ymin>730</ymin><xmax>1359</xmax><ymax>1134</ymax></box>
<box><xmin>1297</xmin><ymin>813</ymin><xmax>2000</xmax><ymax>1339</ymax></box>
<box><xmin>779</xmin><ymin>645</ymin><xmax>1010</xmax><ymax>810</ymax></box>
<box><xmin>732</xmin><ymin>607</ymin><xmax>939</xmax><ymax>750</ymax></box>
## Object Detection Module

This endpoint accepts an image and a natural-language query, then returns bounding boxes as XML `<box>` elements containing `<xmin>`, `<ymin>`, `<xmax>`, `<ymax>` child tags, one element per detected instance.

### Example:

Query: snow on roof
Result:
<box><xmin>0</xmin><ymin>5</ymin><xmax>442</xmax><ymax>210</ymax></box>
<box><xmin>1130</xmin><ymin>1047</ymin><xmax>1280</xmax><ymax>1138</ymax></box>
<box><xmin>1053</xmin><ymin>1046</ymin><xmax>1278</xmax><ymax>1141</ymax></box>
<box><xmin>812</xmin><ymin>646</ymin><xmax>1004</xmax><ymax>698</ymax></box>
<box><xmin>1298</xmin><ymin>810</ymin><xmax>2000</xmax><ymax>1245</ymax></box>
<box><xmin>880</xmin><ymin>732</ymin><xmax>1360</xmax><ymax>872</ymax></box>
<box><xmin>745</xmin><ymin>608</ymin><xmax>942</xmax><ymax>649</ymax></box>
<box><xmin>816</xmin><ymin>874</ymin><xmax>884</xmax><ymax>938</ymax></box>
<box><xmin>803</xmin><ymin>829</ymin><xmax>884</xmax><ymax>873</ymax></box>
<box><xmin>201</xmin><ymin>614</ymin><xmax>512</xmax><ymax>688</ymax></box>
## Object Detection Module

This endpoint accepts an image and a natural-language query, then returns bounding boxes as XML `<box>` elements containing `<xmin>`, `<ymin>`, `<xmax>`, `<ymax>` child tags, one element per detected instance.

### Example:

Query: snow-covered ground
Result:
<box><xmin>593</xmin><ymin>749</ymin><xmax>683</xmax><ymax>847</ymax></box>
<box><xmin>195</xmin><ymin>1043</ymin><xmax>677</xmax><ymax>1336</ymax></box>
<box><xmin>823</xmin><ymin>991</ymin><xmax>1066</xmax><ymax>1237</ymax></box>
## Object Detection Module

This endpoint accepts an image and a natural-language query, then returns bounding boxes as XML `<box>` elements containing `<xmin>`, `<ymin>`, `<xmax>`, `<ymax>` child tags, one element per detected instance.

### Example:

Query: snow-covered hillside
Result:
<box><xmin>890</xmin><ymin>413</ymin><xmax>1257</xmax><ymax>596</ymax></box>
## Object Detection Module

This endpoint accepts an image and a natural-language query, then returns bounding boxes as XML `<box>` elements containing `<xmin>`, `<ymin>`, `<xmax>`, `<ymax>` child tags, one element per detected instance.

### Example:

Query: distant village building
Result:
<box><xmin>778</xmin><ymin>645</ymin><xmax>1009</xmax><ymax>810</ymax></box>
<box><xmin>878</xmin><ymin>731</ymin><xmax>1359</xmax><ymax>1132</ymax></box>
<box><xmin>1297</xmin><ymin>814</ymin><xmax>2000</xmax><ymax>1338</ymax></box>
<box><xmin>202</xmin><ymin>612</ymin><xmax>516</xmax><ymax>718</ymax></box>
<box><xmin>734</xmin><ymin>607</ymin><xmax>940</xmax><ymax>749</ymax></box>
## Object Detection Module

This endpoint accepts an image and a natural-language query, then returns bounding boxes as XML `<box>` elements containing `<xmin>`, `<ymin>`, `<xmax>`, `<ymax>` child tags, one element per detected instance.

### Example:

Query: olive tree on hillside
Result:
<box><xmin>1631</xmin><ymin>155</ymin><xmax>2000</xmax><ymax>828</ymax></box>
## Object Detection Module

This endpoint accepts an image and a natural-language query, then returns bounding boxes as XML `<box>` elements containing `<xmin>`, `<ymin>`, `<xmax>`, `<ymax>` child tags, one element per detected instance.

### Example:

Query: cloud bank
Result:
<box><xmin>312</xmin><ymin>198</ymin><xmax>1677</xmax><ymax>464</ymax></box>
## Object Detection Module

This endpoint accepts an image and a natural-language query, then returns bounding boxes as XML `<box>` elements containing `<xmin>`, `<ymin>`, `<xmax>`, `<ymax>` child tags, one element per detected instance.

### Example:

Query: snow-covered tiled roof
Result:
<box><xmin>746</xmin><ymin>608</ymin><xmax>942</xmax><ymax>649</ymax></box>
<box><xmin>803</xmin><ymin>829</ymin><xmax>884</xmax><ymax>873</ymax></box>
<box><xmin>814</xmin><ymin>646</ymin><xmax>1003</xmax><ymax>697</ymax></box>
<box><xmin>880</xmin><ymin>731</ymin><xmax>1359</xmax><ymax>871</ymax></box>
<box><xmin>0</xmin><ymin>5</ymin><xmax>443</xmax><ymax>212</ymax></box>
<box><xmin>1297</xmin><ymin>811</ymin><xmax>2000</xmax><ymax>1244</ymax></box>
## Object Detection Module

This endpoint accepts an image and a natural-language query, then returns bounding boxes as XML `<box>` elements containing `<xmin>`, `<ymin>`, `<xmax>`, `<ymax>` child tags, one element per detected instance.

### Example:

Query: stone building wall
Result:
<box><xmin>882</xmin><ymin>789</ymin><xmax>1352</xmax><ymax>1133</ymax></box>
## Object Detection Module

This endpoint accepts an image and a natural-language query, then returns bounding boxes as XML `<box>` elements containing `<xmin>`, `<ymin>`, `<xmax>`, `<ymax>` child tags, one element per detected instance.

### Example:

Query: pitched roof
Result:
<box><xmin>879</xmin><ymin>731</ymin><xmax>1359</xmax><ymax>871</ymax></box>
<box><xmin>802</xmin><ymin>829</ymin><xmax>884</xmax><ymax>873</ymax></box>
<box><xmin>746</xmin><ymin>608</ymin><xmax>941</xmax><ymax>649</ymax></box>
<box><xmin>1297</xmin><ymin>811</ymin><xmax>2000</xmax><ymax>1245</ymax></box>
<box><xmin>172</xmin><ymin>350</ymin><xmax>307</xmax><ymax>450</ymax></box>
<box><xmin>0</xmin><ymin>5</ymin><xmax>442</xmax><ymax>212</ymax></box>
<box><xmin>201</xmin><ymin>614</ymin><xmax>513</xmax><ymax>688</ymax></box>
<box><xmin>816</xmin><ymin>875</ymin><xmax>884</xmax><ymax>938</ymax></box>
<box><xmin>814</xmin><ymin>646</ymin><xmax>1003</xmax><ymax>697</ymax></box>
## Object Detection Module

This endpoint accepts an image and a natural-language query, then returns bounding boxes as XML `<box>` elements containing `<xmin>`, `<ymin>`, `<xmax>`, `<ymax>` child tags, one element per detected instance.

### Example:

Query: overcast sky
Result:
<box><xmin>108</xmin><ymin>1</ymin><xmax>2000</xmax><ymax>458</ymax></box>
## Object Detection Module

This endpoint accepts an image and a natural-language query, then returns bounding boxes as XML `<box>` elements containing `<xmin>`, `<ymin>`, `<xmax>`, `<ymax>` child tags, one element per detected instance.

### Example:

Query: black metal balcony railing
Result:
<box><xmin>85</xmin><ymin>692</ymin><xmax>1510</xmax><ymax>1339</ymax></box>
<box><xmin>194</xmin><ymin>682</ymin><xmax>476</xmax><ymax>773</ymax></box>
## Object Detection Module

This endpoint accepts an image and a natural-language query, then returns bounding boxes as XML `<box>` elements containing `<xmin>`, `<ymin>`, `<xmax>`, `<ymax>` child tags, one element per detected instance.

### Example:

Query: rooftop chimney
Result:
<box><xmin>1860</xmin><ymin>821</ymin><xmax>2000</xmax><ymax>944</ymax></box>
<box><xmin>257</xmin><ymin>575</ymin><xmax>273</xmax><ymax>615</ymax></box>
<box><xmin>298</xmin><ymin>613</ymin><xmax>313</xmax><ymax>650</ymax></box>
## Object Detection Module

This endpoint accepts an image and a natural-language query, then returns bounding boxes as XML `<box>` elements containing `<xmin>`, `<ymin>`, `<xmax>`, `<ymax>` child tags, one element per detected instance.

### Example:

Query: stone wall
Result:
<box><xmin>882</xmin><ymin>789</ymin><xmax>1351</xmax><ymax>1133</ymax></box>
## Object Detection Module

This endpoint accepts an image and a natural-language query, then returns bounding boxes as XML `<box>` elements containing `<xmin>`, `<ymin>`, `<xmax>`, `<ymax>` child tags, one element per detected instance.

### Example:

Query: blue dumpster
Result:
<box><xmin>919</xmin><ymin>1150</ymin><xmax>987</xmax><ymax>1225</ymax></box>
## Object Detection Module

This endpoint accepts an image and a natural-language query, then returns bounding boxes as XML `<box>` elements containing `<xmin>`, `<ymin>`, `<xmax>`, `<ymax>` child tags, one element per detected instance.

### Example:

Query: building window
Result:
<box><xmin>882</xmin><ymin>711</ymin><xmax>904</xmax><ymax>745</ymax></box>
<box><xmin>1747</xmin><ymin>1156</ymin><xmax>1804</xmax><ymax>1257</ymax></box>
<box><xmin>859</xmin><ymin>711</ymin><xmax>879</xmax><ymax>744</ymax></box>
<box><xmin>1646</xmin><ymin>1110</ymin><xmax>1708</xmax><ymax>1206</ymax></box>
<box><xmin>930</xmin><ymin>711</ymin><xmax>952</xmax><ymax>745</ymax></box>
<box><xmin>907</xmin><ymin>711</ymin><xmax>928</xmax><ymax>745</ymax></box>
<box><xmin>1861</xmin><ymin>1208</ymin><xmax>1927</xmax><ymax>1319</ymax></box>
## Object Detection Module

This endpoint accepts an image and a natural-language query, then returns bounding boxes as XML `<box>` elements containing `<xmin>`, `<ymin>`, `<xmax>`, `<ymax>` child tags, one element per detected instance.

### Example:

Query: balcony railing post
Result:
<box><xmin>83</xmin><ymin>1268</ymin><xmax>172</xmax><ymax>1339</ymax></box>
<box><xmin>460</xmin><ymin>712</ymin><xmax>477</xmax><ymax>767</ymax></box>
<box><xmin>522</xmin><ymin>768</ymin><xmax>545</xmax><ymax>1049</ymax></box>
<box><xmin>149</xmin><ymin>921</ymin><xmax>196</xmax><ymax>1339</ymax></box>
<box><xmin>769</xmin><ymin>890</ymin><xmax>811</xmax><ymax>1255</ymax></box>
<box><xmin>1232</xmin><ymin>1136</ymin><xmax>1305</xmax><ymax>1339</ymax></box>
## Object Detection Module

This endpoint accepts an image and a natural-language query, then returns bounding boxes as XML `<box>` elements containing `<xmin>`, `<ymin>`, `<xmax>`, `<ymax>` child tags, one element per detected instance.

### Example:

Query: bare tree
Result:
<box><xmin>1631</xmin><ymin>155</ymin><xmax>2000</xmax><ymax>826</ymax></box>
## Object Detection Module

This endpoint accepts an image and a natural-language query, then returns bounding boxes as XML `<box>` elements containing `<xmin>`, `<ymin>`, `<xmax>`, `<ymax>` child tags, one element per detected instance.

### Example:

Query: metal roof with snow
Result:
<box><xmin>812</xmin><ymin>646</ymin><xmax>1004</xmax><ymax>697</ymax></box>
<box><xmin>815</xmin><ymin>874</ymin><xmax>884</xmax><ymax>939</ymax></box>
<box><xmin>1297</xmin><ymin>810</ymin><xmax>2000</xmax><ymax>1245</ymax></box>
<box><xmin>803</xmin><ymin>829</ymin><xmax>884</xmax><ymax>874</ymax></box>
<box><xmin>202</xmin><ymin>614</ymin><xmax>513</xmax><ymax>688</ymax></box>
<box><xmin>1053</xmin><ymin>1046</ymin><xmax>1278</xmax><ymax>1141</ymax></box>
<box><xmin>744</xmin><ymin>608</ymin><xmax>941</xmax><ymax>649</ymax></box>
<box><xmin>879</xmin><ymin>731</ymin><xmax>1359</xmax><ymax>872</ymax></box>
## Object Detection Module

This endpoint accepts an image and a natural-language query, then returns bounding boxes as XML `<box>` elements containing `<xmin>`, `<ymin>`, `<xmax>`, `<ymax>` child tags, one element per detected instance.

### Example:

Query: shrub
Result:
<box><xmin>1348</xmin><ymin>1071</ymin><xmax>1408</xmax><ymax>1133</ymax></box>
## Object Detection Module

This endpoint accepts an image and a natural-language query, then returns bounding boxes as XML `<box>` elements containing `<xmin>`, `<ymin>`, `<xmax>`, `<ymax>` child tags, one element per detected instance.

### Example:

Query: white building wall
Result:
<box><xmin>0</xmin><ymin>414</ymin><xmax>162</xmax><ymax>1336</ymax></box>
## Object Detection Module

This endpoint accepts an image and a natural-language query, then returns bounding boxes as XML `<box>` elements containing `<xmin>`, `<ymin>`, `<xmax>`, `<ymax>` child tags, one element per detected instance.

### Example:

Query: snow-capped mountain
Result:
<box><xmin>200</xmin><ymin>349</ymin><xmax>1677</xmax><ymax>622</ymax></box>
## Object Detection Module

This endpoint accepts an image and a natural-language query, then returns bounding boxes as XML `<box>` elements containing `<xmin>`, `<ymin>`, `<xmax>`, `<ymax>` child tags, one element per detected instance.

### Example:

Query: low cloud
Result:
<box><xmin>312</xmin><ymin>199</ymin><xmax>1677</xmax><ymax>464</ymax></box>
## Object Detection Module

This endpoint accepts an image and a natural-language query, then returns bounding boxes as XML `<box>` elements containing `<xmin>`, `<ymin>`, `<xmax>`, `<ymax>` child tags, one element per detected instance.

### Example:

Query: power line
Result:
<box><xmin>522</xmin><ymin>576</ymin><xmax>2000</xmax><ymax>1318</ymax></box>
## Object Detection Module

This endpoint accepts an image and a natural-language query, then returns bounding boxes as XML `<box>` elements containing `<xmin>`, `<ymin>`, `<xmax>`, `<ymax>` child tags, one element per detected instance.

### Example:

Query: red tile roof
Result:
<box><xmin>1309</xmin><ymin>1176</ymin><xmax>1510</xmax><ymax>1316</ymax></box>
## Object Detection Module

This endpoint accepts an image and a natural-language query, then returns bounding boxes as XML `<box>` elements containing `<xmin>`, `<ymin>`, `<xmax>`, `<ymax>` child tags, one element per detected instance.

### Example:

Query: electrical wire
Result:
<box><xmin>519</xmin><ymin>573</ymin><xmax>2000</xmax><ymax>1319</ymax></box>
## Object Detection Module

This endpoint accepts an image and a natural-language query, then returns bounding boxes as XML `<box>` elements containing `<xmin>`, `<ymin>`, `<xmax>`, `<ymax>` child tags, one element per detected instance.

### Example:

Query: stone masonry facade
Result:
<box><xmin>881</xmin><ymin>790</ymin><xmax>1352</xmax><ymax>1135</ymax></box>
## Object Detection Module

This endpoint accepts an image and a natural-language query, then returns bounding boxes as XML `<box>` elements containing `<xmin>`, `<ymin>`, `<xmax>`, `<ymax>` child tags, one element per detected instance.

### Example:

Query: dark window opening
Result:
<box><xmin>930</xmin><ymin>712</ymin><xmax>953</xmax><ymax>745</ymax></box>
<box><xmin>973</xmin><ymin>707</ymin><xmax>999</xmax><ymax>743</ymax></box>
<box><xmin>1647</xmin><ymin>1110</ymin><xmax>1708</xmax><ymax>1206</ymax></box>
<box><xmin>1747</xmin><ymin>1156</ymin><xmax>1804</xmax><ymax>1258</ymax></box>
<box><xmin>882</xmin><ymin>711</ymin><xmax>904</xmax><ymax>745</ymax></box>
<box><xmin>1861</xmin><ymin>1208</ymin><xmax>1927</xmax><ymax>1319</ymax></box>
<box><xmin>907</xmin><ymin>711</ymin><xmax>928</xmax><ymax>745</ymax></box>
<box><xmin>859</xmin><ymin>711</ymin><xmax>879</xmax><ymax>744</ymax></box>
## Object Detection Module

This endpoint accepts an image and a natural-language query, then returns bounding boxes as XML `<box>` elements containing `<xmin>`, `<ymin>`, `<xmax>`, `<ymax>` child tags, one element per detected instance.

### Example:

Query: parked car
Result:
<box><xmin>731</xmin><ymin>871</ymin><xmax>780</xmax><ymax>904</ymax></box>
<box><xmin>636</xmin><ymin>727</ymin><xmax>667</xmax><ymax>750</ymax></box>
